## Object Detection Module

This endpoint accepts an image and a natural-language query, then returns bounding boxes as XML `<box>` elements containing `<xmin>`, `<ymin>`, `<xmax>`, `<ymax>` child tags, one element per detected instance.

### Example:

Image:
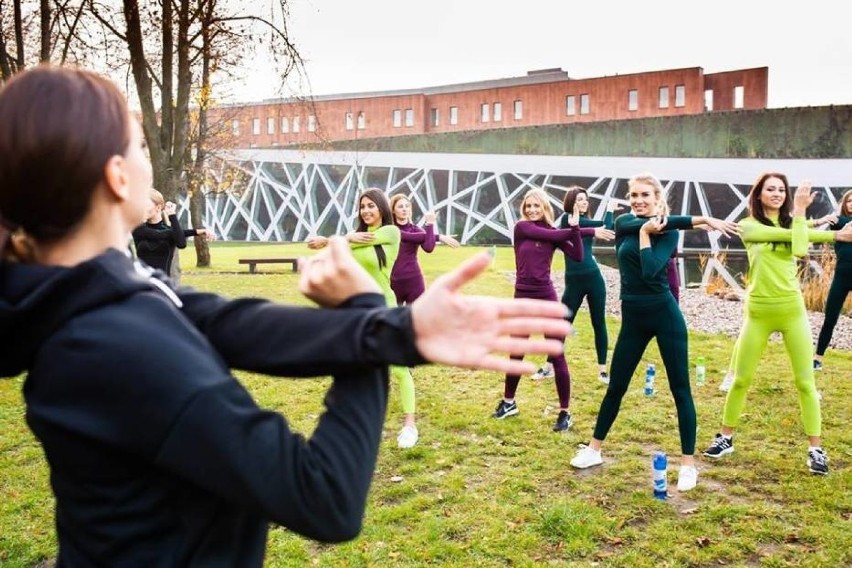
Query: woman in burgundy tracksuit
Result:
<box><xmin>492</xmin><ymin>188</ymin><xmax>588</xmax><ymax>432</ymax></box>
<box><xmin>389</xmin><ymin>194</ymin><xmax>459</xmax><ymax>305</ymax></box>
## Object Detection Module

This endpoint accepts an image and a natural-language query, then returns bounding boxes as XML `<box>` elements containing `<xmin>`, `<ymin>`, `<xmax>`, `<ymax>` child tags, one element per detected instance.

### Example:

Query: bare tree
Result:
<box><xmin>1</xmin><ymin>0</ymin><xmax>95</xmax><ymax>82</ymax></box>
<box><xmin>86</xmin><ymin>0</ymin><xmax>305</xmax><ymax>266</ymax></box>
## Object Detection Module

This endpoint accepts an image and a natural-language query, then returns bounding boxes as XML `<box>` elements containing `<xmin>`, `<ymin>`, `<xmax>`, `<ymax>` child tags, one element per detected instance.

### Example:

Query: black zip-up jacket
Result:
<box><xmin>132</xmin><ymin>214</ymin><xmax>195</xmax><ymax>273</ymax></box>
<box><xmin>0</xmin><ymin>249</ymin><xmax>426</xmax><ymax>566</ymax></box>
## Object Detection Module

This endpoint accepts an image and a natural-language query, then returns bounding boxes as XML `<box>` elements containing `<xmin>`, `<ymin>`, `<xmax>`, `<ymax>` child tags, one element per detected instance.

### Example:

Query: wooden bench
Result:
<box><xmin>238</xmin><ymin>258</ymin><xmax>299</xmax><ymax>274</ymax></box>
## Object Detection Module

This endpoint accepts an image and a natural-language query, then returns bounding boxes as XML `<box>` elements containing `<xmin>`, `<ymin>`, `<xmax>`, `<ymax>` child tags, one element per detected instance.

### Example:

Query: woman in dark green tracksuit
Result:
<box><xmin>558</xmin><ymin>186</ymin><xmax>618</xmax><ymax>384</ymax></box>
<box><xmin>570</xmin><ymin>173</ymin><xmax>738</xmax><ymax>492</ymax></box>
<box><xmin>813</xmin><ymin>189</ymin><xmax>852</xmax><ymax>370</ymax></box>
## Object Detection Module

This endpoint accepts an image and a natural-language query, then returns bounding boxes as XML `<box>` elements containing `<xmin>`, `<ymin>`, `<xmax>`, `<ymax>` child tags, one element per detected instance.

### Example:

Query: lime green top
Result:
<box><xmin>350</xmin><ymin>224</ymin><xmax>401</xmax><ymax>306</ymax></box>
<box><xmin>741</xmin><ymin>216</ymin><xmax>835</xmax><ymax>299</ymax></box>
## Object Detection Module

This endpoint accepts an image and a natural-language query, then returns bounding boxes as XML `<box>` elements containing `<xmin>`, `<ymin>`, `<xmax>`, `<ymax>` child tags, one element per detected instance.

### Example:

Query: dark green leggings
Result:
<box><xmin>561</xmin><ymin>269</ymin><xmax>608</xmax><ymax>365</ymax></box>
<box><xmin>592</xmin><ymin>294</ymin><xmax>696</xmax><ymax>454</ymax></box>
<box><xmin>816</xmin><ymin>264</ymin><xmax>851</xmax><ymax>356</ymax></box>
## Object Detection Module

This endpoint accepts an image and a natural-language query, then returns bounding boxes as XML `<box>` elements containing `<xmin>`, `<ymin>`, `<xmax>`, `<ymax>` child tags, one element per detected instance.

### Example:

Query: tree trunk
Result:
<box><xmin>190</xmin><ymin>190</ymin><xmax>210</xmax><ymax>267</ymax></box>
<box><xmin>39</xmin><ymin>0</ymin><xmax>50</xmax><ymax>61</ymax></box>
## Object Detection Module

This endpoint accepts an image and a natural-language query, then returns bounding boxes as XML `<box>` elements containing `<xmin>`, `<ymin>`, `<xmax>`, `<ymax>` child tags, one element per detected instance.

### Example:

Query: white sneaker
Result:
<box><xmin>570</xmin><ymin>445</ymin><xmax>603</xmax><ymax>469</ymax></box>
<box><xmin>531</xmin><ymin>363</ymin><xmax>554</xmax><ymax>381</ymax></box>
<box><xmin>598</xmin><ymin>371</ymin><xmax>610</xmax><ymax>385</ymax></box>
<box><xmin>397</xmin><ymin>425</ymin><xmax>418</xmax><ymax>449</ymax></box>
<box><xmin>677</xmin><ymin>465</ymin><xmax>698</xmax><ymax>491</ymax></box>
<box><xmin>719</xmin><ymin>371</ymin><xmax>735</xmax><ymax>392</ymax></box>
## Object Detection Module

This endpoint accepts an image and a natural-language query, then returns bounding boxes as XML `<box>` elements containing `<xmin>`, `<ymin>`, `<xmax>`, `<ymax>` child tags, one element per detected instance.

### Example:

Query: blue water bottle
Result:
<box><xmin>644</xmin><ymin>364</ymin><xmax>656</xmax><ymax>396</ymax></box>
<box><xmin>652</xmin><ymin>451</ymin><xmax>668</xmax><ymax>500</ymax></box>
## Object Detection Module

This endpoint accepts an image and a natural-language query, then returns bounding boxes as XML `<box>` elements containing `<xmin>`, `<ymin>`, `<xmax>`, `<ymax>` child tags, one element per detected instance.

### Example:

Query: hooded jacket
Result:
<box><xmin>0</xmin><ymin>249</ymin><xmax>426</xmax><ymax>566</ymax></box>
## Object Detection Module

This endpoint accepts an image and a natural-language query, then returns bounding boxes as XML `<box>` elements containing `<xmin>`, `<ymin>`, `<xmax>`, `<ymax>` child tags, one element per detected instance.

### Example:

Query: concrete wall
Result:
<box><xmin>321</xmin><ymin>105</ymin><xmax>852</xmax><ymax>159</ymax></box>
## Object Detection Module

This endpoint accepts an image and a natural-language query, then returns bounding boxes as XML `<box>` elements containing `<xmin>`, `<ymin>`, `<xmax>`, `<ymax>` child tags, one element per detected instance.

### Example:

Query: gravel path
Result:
<box><xmin>507</xmin><ymin>267</ymin><xmax>852</xmax><ymax>351</ymax></box>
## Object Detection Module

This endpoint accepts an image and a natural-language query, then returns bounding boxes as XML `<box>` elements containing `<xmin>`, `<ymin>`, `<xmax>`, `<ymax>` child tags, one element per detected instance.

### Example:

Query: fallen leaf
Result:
<box><xmin>696</xmin><ymin>536</ymin><xmax>711</xmax><ymax>548</ymax></box>
<box><xmin>390</xmin><ymin>475</ymin><xmax>404</xmax><ymax>483</ymax></box>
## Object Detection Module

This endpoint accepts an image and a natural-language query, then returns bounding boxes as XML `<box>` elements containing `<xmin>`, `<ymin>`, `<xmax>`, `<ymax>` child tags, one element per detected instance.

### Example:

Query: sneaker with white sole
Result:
<box><xmin>677</xmin><ymin>465</ymin><xmax>698</xmax><ymax>491</ymax></box>
<box><xmin>807</xmin><ymin>448</ymin><xmax>829</xmax><ymax>475</ymax></box>
<box><xmin>396</xmin><ymin>425</ymin><xmax>418</xmax><ymax>449</ymax></box>
<box><xmin>719</xmin><ymin>371</ymin><xmax>735</xmax><ymax>392</ymax></box>
<box><xmin>599</xmin><ymin>371</ymin><xmax>610</xmax><ymax>385</ymax></box>
<box><xmin>813</xmin><ymin>359</ymin><xmax>823</xmax><ymax>371</ymax></box>
<box><xmin>492</xmin><ymin>399</ymin><xmax>519</xmax><ymax>419</ymax></box>
<box><xmin>570</xmin><ymin>445</ymin><xmax>603</xmax><ymax>469</ymax></box>
<box><xmin>703</xmin><ymin>433</ymin><xmax>734</xmax><ymax>458</ymax></box>
<box><xmin>531</xmin><ymin>364</ymin><xmax>554</xmax><ymax>381</ymax></box>
<box><xmin>552</xmin><ymin>410</ymin><xmax>573</xmax><ymax>432</ymax></box>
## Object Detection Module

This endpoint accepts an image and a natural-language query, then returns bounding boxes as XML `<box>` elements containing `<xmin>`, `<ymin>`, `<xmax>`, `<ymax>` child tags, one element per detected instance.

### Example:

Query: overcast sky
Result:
<box><xmin>232</xmin><ymin>0</ymin><xmax>852</xmax><ymax>109</ymax></box>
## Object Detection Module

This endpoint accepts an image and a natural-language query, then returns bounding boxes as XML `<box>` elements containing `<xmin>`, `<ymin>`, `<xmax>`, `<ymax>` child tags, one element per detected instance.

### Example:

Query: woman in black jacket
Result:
<box><xmin>0</xmin><ymin>65</ymin><xmax>572</xmax><ymax>566</ymax></box>
<box><xmin>132</xmin><ymin>188</ymin><xmax>214</xmax><ymax>277</ymax></box>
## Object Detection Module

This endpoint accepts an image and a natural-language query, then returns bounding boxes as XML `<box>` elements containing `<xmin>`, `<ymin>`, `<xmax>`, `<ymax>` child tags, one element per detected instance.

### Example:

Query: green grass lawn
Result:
<box><xmin>1</xmin><ymin>243</ymin><xmax>850</xmax><ymax>567</ymax></box>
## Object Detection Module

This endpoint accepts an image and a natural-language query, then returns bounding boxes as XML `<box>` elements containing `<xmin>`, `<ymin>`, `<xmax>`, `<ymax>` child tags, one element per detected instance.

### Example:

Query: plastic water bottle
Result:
<box><xmin>644</xmin><ymin>364</ymin><xmax>656</xmax><ymax>396</ymax></box>
<box><xmin>652</xmin><ymin>451</ymin><xmax>668</xmax><ymax>500</ymax></box>
<box><xmin>695</xmin><ymin>356</ymin><xmax>706</xmax><ymax>386</ymax></box>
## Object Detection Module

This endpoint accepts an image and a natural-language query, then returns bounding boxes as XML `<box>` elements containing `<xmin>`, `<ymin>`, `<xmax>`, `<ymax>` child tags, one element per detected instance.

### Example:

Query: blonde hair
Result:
<box><xmin>839</xmin><ymin>189</ymin><xmax>852</xmax><ymax>216</ymax></box>
<box><xmin>628</xmin><ymin>173</ymin><xmax>669</xmax><ymax>215</ymax></box>
<box><xmin>149</xmin><ymin>188</ymin><xmax>165</xmax><ymax>208</ymax></box>
<box><xmin>519</xmin><ymin>188</ymin><xmax>555</xmax><ymax>225</ymax></box>
<box><xmin>389</xmin><ymin>193</ymin><xmax>411</xmax><ymax>214</ymax></box>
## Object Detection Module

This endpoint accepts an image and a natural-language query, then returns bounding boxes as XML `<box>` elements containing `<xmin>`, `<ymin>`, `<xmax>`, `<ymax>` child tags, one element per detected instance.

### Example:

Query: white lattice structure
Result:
<box><xmin>187</xmin><ymin>150</ymin><xmax>852</xmax><ymax>288</ymax></box>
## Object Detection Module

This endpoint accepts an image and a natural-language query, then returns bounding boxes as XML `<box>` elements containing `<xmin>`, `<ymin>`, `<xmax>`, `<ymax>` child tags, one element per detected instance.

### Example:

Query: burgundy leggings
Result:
<box><xmin>504</xmin><ymin>286</ymin><xmax>572</xmax><ymax>408</ymax></box>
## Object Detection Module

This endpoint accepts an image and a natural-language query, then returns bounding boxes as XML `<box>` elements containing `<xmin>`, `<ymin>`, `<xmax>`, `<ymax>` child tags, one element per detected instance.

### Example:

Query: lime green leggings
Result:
<box><xmin>723</xmin><ymin>296</ymin><xmax>821</xmax><ymax>436</ymax></box>
<box><xmin>391</xmin><ymin>366</ymin><xmax>415</xmax><ymax>414</ymax></box>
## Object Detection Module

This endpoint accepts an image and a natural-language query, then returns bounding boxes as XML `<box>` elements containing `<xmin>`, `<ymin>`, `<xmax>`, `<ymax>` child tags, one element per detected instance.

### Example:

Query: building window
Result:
<box><xmin>404</xmin><ymin>108</ymin><xmax>414</xmax><ymax>127</ymax></box>
<box><xmin>580</xmin><ymin>94</ymin><xmax>590</xmax><ymax>115</ymax></box>
<box><xmin>357</xmin><ymin>112</ymin><xmax>365</xmax><ymax>130</ymax></box>
<box><xmin>704</xmin><ymin>89</ymin><xmax>714</xmax><ymax>111</ymax></box>
<box><xmin>659</xmin><ymin>87</ymin><xmax>669</xmax><ymax>109</ymax></box>
<box><xmin>392</xmin><ymin>109</ymin><xmax>402</xmax><ymax>128</ymax></box>
<box><xmin>281</xmin><ymin>117</ymin><xmax>289</xmax><ymax>133</ymax></box>
<box><xmin>267</xmin><ymin>117</ymin><xmax>275</xmax><ymax>134</ymax></box>
<box><xmin>345</xmin><ymin>112</ymin><xmax>354</xmax><ymax>131</ymax></box>
<box><xmin>308</xmin><ymin>115</ymin><xmax>316</xmax><ymax>132</ymax></box>
<box><xmin>493</xmin><ymin>102</ymin><xmax>502</xmax><ymax>122</ymax></box>
<box><xmin>513</xmin><ymin>99</ymin><xmax>523</xmax><ymax>120</ymax></box>
<box><xmin>675</xmin><ymin>85</ymin><xmax>685</xmax><ymax>107</ymax></box>
<box><xmin>449</xmin><ymin>106</ymin><xmax>458</xmax><ymax>125</ymax></box>
<box><xmin>628</xmin><ymin>89</ymin><xmax>638</xmax><ymax>111</ymax></box>
<box><xmin>566</xmin><ymin>95</ymin><xmax>576</xmax><ymax>116</ymax></box>
<box><xmin>481</xmin><ymin>103</ymin><xmax>490</xmax><ymax>123</ymax></box>
<box><xmin>430</xmin><ymin>107</ymin><xmax>440</xmax><ymax>127</ymax></box>
<box><xmin>252</xmin><ymin>118</ymin><xmax>260</xmax><ymax>135</ymax></box>
<box><xmin>293</xmin><ymin>116</ymin><xmax>300</xmax><ymax>132</ymax></box>
<box><xmin>231</xmin><ymin>119</ymin><xmax>240</xmax><ymax>135</ymax></box>
<box><xmin>734</xmin><ymin>85</ymin><xmax>744</xmax><ymax>109</ymax></box>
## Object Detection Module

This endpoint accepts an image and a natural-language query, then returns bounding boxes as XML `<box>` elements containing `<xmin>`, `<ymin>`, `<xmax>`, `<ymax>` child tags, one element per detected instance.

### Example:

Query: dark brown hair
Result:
<box><xmin>748</xmin><ymin>172</ymin><xmax>792</xmax><ymax>228</ymax></box>
<box><xmin>562</xmin><ymin>185</ymin><xmax>588</xmax><ymax>217</ymax></box>
<box><xmin>355</xmin><ymin>188</ymin><xmax>394</xmax><ymax>269</ymax></box>
<box><xmin>0</xmin><ymin>65</ymin><xmax>130</xmax><ymax>257</ymax></box>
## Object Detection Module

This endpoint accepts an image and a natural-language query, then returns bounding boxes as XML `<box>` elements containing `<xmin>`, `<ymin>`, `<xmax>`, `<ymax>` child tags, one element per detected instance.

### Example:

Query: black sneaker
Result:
<box><xmin>492</xmin><ymin>399</ymin><xmax>518</xmax><ymax>419</ymax></box>
<box><xmin>553</xmin><ymin>410</ymin><xmax>573</xmax><ymax>432</ymax></box>
<box><xmin>703</xmin><ymin>433</ymin><xmax>734</xmax><ymax>458</ymax></box>
<box><xmin>813</xmin><ymin>359</ymin><xmax>823</xmax><ymax>371</ymax></box>
<box><xmin>807</xmin><ymin>448</ymin><xmax>829</xmax><ymax>475</ymax></box>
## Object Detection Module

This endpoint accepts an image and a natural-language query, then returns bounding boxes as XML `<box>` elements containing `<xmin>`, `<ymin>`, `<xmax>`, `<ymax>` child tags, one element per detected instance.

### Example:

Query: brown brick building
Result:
<box><xmin>211</xmin><ymin>65</ymin><xmax>768</xmax><ymax>148</ymax></box>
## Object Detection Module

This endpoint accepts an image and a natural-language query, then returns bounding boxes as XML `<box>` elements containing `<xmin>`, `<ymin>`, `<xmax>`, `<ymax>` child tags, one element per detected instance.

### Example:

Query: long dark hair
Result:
<box><xmin>0</xmin><ymin>65</ymin><xmax>130</xmax><ymax>260</ymax></box>
<box><xmin>562</xmin><ymin>185</ymin><xmax>588</xmax><ymax>217</ymax></box>
<box><xmin>748</xmin><ymin>172</ymin><xmax>792</xmax><ymax>228</ymax></box>
<box><xmin>356</xmin><ymin>188</ymin><xmax>393</xmax><ymax>269</ymax></box>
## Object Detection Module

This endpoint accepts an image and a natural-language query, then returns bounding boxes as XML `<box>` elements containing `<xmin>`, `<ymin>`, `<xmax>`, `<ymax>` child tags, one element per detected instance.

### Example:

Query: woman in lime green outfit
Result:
<box><xmin>703</xmin><ymin>173</ymin><xmax>852</xmax><ymax>474</ymax></box>
<box><xmin>308</xmin><ymin>188</ymin><xmax>418</xmax><ymax>449</ymax></box>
